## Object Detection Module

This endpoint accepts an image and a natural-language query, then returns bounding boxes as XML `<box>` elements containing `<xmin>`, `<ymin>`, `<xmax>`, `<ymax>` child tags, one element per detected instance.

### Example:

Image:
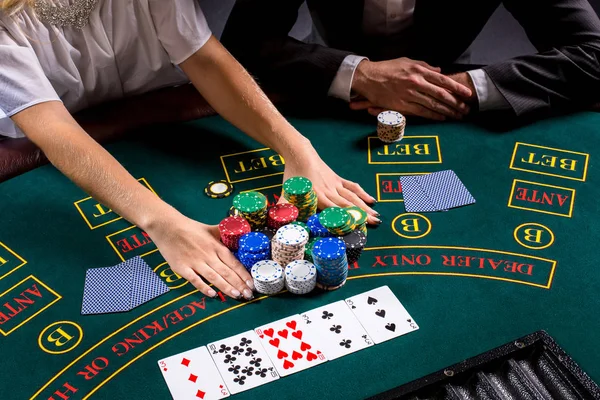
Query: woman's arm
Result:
<box><xmin>12</xmin><ymin>101</ymin><xmax>255</xmax><ymax>300</ymax></box>
<box><xmin>179</xmin><ymin>36</ymin><xmax>380</xmax><ymax>224</ymax></box>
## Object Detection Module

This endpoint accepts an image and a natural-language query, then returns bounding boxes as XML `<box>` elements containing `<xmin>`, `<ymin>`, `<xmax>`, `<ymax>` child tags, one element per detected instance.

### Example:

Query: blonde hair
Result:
<box><xmin>0</xmin><ymin>0</ymin><xmax>34</xmax><ymax>14</ymax></box>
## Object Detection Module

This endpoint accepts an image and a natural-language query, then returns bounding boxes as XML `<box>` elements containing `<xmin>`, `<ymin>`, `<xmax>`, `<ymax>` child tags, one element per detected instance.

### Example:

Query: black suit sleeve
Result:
<box><xmin>483</xmin><ymin>0</ymin><xmax>600</xmax><ymax>120</ymax></box>
<box><xmin>220</xmin><ymin>0</ymin><xmax>354</xmax><ymax>98</ymax></box>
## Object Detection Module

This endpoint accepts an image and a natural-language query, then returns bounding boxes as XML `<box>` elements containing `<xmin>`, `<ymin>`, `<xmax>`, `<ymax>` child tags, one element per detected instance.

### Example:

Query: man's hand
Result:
<box><xmin>350</xmin><ymin>58</ymin><xmax>473</xmax><ymax>120</ymax></box>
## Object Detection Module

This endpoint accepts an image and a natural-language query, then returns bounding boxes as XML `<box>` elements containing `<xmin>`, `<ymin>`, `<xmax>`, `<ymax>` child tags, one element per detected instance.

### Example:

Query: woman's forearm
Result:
<box><xmin>179</xmin><ymin>36</ymin><xmax>314</xmax><ymax>161</ymax></box>
<box><xmin>12</xmin><ymin>101</ymin><xmax>180</xmax><ymax>231</ymax></box>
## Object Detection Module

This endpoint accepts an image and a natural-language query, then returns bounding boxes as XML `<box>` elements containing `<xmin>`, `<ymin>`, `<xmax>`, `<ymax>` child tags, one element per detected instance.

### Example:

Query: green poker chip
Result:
<box><xmin>319</xmin><ymin>207</ymin><xmax>351</xmax><ymax>229</ymax></box>
<box><xmin>233</xmin><ymin>191</ymin><xmax>267</xmax><ymax>213</ymax></box>
<box><xmin>283</xmin><ymin>177</ymin><xmax>313</xmax><ymax>196</ymax></box>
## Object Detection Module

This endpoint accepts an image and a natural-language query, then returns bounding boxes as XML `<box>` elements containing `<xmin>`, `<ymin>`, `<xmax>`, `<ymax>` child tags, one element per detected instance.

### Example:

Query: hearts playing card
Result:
<box><xmin>345</xmin><ymin>286</ymin><xmax>419</xmax><ymax>344</ymax></box>
<box><xmin>300</xmin><ymin>300</ymin><xmax>374</xmax><ymax>360</ymax></box>
<box><xmin>207</xmin><ymin>331</ymin><xmax>279</xmax><ymax>394</ymax></box>
<box><xmin>255</xmin><ymin>315</ymin><xmax>327</xmax><ymax>377</ymax></box>
<box><xmin>157</xmin><ymin>346</ymin><xmax>229</xmax><ymax>400</ymax></box>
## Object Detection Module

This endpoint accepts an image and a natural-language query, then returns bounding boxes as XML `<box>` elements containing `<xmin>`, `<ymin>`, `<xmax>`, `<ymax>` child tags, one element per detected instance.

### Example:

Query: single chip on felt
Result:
<box><xmin>204</xmin><ymin>180</ymin><xmax>233</xmax><ymax>199</ymax></box>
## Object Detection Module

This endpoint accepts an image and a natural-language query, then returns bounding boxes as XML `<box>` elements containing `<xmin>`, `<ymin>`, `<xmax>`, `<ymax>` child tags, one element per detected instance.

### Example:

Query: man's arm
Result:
<box><xmin>483</xmin><ymin>0</ymin><xmax>600</xmax><ymax>119</ymax></box>
<box><xmin>220</xmin><ymin>0</ymin><xmax>353</xmax><ymax>98</ymax></box>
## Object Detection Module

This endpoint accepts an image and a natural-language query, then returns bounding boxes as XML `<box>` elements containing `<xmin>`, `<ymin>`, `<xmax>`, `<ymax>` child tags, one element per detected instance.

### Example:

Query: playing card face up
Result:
<box><xmin>345</xmin><ymin>286</ymin><xmax>419</xmax><ymax>344</ymax></box>
<box><xmin>158</xmin><ymin>346</ymin><xmax>230</xmax><ymax>400</ymax></box>
<box><xmin>254</xmin><ymin>315</ymin><xmax>327</xmax><ymax>377</ymax></box>
<box><xmin>300</xmin><ymin>300</ymin><xmax>374</xmax><ymax>360</ymax></box>
<box><xmin>207</xmin><ymin>331</ymin><xmax>279</xmax><ymax>394</ymax></box>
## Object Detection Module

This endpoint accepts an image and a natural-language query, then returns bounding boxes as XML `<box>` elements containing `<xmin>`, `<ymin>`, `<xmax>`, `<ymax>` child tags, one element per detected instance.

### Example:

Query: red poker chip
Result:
<box><xmin>219</xmin><ymin>216</ymin><xmax>251</xmax><ymax>235</ymax></box>
<box><xmin>268</xmin><ymin>204</ymin><xmax>299</xmax><ymax>222</ymax></box>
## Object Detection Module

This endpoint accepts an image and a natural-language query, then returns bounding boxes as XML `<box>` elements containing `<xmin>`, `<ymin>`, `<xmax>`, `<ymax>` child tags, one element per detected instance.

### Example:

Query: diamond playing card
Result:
<box><xmin>255</xmin><ymin>315</ymin><xmax>327</xmax><ymax>377</ymax></box>
<box><xmin>157</xmin><ymin>346</ymin><xmax>230</xmax><ymax>400</ymax></box>
<box><xmin>345</xmin><ymin>286</ymin><xmax>419</xmax><ymax>344</ymax></box>
<box><xmin>399</xmin><ymin>176</ymin><xmax>439</xmax><ymax>212</ymax></box>
<box><xmin>207</xmin><ymin>331</ymin><xmax>279</xmax><ymax>394</ymax></box>
<box><xmin>416</xmin><ymin>170</ymin><xmax>475</xmax><ymax>211</ymax></box>
<box><xmin>300</xmin><ymin>300</ymin><xmax>374</xmax><ymax>360</ymax></box>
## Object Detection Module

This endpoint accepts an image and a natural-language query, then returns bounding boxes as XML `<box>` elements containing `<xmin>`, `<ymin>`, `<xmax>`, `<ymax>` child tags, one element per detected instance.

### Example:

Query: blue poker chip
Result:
<box><xmin>307</xmin><ymin>214</ymin><xmax>331</xmax><ymax>237</ymax></box>
<box><xmin>312</xmin><ymin>237</ymin><xmax>346</xmax><ymax>261</ymax></box>
<box><xmin>239</xmin><ymin>232</ymin><xmax>270</xmax><ymax>254</ymax></box>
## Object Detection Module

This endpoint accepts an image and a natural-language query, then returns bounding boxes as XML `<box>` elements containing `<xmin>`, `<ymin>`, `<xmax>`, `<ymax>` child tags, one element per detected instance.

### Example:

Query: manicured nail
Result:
<box><xmin>371</xmin><ymin>197</ymin><xmax>377</xmax><ymax>204</ymax></box>
<box><xmin>208</xmin><ymin>288</ymin><xmax>217</xmax><ymax>297</ymax></box>
<box><xmin>375</xmin><ymin>217</ymin><xmax>382</xmax><ymax>224</ymax></box>
<box><xmin>231</xmin><ymin>289</ymin><xmax>242</xmax><ymax>298</ymax></box>
<box><xmin>246</xmin><ymin>280</ymin><xmax>255</xmax><ymax>291</ymax></box>
<box><xmin>243</xmin><ymin>289</ymin><xmax>254</xmax><ymax>300</ymax></box>
<box><xmin>375</xmin><ymin>212</ymin><xmax>381</xmax><ymax>217</ymax></box>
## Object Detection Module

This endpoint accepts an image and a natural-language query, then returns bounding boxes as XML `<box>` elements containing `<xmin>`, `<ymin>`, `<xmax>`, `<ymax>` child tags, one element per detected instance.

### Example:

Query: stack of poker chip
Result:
<box><xmin>283</xmin><ymin>177</ymin><xmax>318</xmax><ymax>222</ymax></box>
<box><xmin>304</xmin><ymin>237</ymin><xmax>319</xmax><ymax>263</ymax></box>
<box><xmin>377</xmin><ymin>110</ymin><xmax>406</xmax><ymax>143</ymax></box>
<box><xmin>319</xmin><ymin>207</ymin><xmax>355</xmax><ymax>236</ymax></box>
<box><xmin>284</xmin><ymin>260</ymin><xmax>317</xmax><ymax>295</ymax></box>
<box><xmin>267</xmin><ymin>203</ymin><xmax>299</xmax><ymax>229</ymax></box>
<box><xmin>271</xmin><ymin>224</ymin><xmax>309</xmax><ymax>267</ymax></box>
<box><xmin>289</xmin><ymin>221</ymin><xmax>310</xmax><ymax>236</ymax></box>
<box><xmin>219</xmin><ymin>216</ymin><xmax>251</xmax><ymax>251</ymax></box>
<box><xmin>339</xmin><ymin>230</ymin><xmax>367</xmax><ymax>264</ymax></box>
<box><xmin>251</xmin><ymin>260</ymin><xmax>285</xmax><ymax>295</ymax></box>
<box><xmin>236</xmin><ymin>232</ymin><xmax>270</xmax><ymax>270</ymax></box>
<box><xmin>345</xmin><ymin>206</ymin><xmax>368</xmax><ymax>235</ymax></box>
<box><xmin>233</xmin><ymin>191</ymin><xmax>268</xmax><ymax>230</ymax></box>
<box><xmin>307</xmin><ymin>213</ymin><xmax>331</xmax><ymax>238</ymax></box>
<box><xmin>312</xmin><ymin>237</ymin><xmax>348</xmax><ymax>290</ymax></box>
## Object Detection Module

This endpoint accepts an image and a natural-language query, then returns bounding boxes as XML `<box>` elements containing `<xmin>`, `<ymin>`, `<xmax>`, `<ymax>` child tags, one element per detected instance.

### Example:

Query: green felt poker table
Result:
<box><xmin>1</xmin><ymin>105</ymin><xmax>599</xmax><ymax>400</ymax></box>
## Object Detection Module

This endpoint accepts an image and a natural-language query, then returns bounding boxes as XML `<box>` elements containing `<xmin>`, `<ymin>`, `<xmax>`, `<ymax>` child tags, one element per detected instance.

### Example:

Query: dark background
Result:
<box><xmin>199</xmin><ymin>0</ymin><xmax>600</xmax><ymax>65</ymax></box>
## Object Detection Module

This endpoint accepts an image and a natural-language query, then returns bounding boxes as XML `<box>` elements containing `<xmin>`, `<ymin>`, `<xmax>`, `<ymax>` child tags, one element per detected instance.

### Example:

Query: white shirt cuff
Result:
<box><xmin>467</xmin><ymin>69</ymin><xmax>511</xmax><ymax>112</ymax></box>
<box><xmin>328</xmin><ymin>55</ymin><xmax>368</xmax><ymax>102</ymax></box>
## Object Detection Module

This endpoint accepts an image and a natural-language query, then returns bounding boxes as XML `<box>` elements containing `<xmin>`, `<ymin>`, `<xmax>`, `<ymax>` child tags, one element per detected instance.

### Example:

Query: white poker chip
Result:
<box><xmin>251</xmin><ymin>260</ymin><xmax>283</xmax><ymax>283</ymax></box>
<box><xmin>274</xmin><ymin>225</ymin><xmax>309</xmax><ymax>245</ymax></box>
<box><xmin>377</xmin><ymin>110</ymin><xmax>404</xmax><ymax>126</ymax></box>
<box><xmin>285</xmin><ymin>260</ymin><xmax>316</xmax><ymax>281</ymax></box>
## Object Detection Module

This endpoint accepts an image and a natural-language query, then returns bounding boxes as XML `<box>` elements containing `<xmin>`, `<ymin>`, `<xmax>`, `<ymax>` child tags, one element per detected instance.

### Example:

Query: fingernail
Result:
<box><xmin>231</xmin><ymin>289</ymin><xmax>242</xmax><ymax>298</ymax></box>
<box><xmin>208</xmin><ymin>289</ymin><xmax>217</xmax><ymax>297</ymax></box>
<box><xmin>375</xmin><ymin>217</ymin><xmax>382</xmax><ymax>224</ymax></box>
<box><xmin>371</xmin><ymin>197</ymin><xmax>377</xmax><ymax>203</ymax></box>
<box><xmin>246</xmin><ymin>280</ymin><xmax>255</xmax><ymax>291</ymax></box>
<box><xmin>243</xmin><ymin>289</ymin><xmax>254</xmax><ymax>300</ymax></box>
<box><xmin>375</xmin><ymin>212</ymin><xmax>381</xmax><ymax>217</ymax></box>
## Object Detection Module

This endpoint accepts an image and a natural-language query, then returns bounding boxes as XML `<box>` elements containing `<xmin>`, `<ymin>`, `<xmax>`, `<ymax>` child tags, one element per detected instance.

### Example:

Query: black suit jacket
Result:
<box><xmin>221</xmin><ymin>0</ymin><xmax>600</xmax><ymax>123</ymax></box>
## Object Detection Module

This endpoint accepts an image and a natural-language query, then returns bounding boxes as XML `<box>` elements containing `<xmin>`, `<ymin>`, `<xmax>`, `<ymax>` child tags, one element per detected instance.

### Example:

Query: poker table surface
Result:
<box><xmin>1</xmin><ymin>107</ymin><xmax>599</xmax><ymax>400</ymax></box>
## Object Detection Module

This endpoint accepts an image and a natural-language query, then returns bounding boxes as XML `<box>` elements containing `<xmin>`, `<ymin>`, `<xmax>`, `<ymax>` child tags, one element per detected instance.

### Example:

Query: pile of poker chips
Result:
<box><xmin>312</xmin><ymin>237</ymin><xmax>348</xmax><ymax>290</ymax></box>
<box><xmin>267</xmin><ymin>203</ymin><xmax>299</xmax><ymax>229</ymax></box>
<box><xmin>345</xmin><ymin>206</ymin><xmax>368</xmax><ymax>235</ymax></box>
<box><xmin>307</xmin><ymin>213</ymin><xmax>331</xmax><ymax>238</ymax></box>
<box><xmin>284</xmin><ymin>260</ymin><xmax>317</xmax><ymax>295</ymax></box>
<box><xmin>289</xmin><ymin>221</ymin><xmax>310</xmax><ymax>236</ymax></box>
<box><xmin>271</xmin><ymin>224</ymin><xmax>309</xmax><ymax>267</ymax></box>
<box><xmin>233</xmin><ymin>192</ymin><xmax>268</xmax><ymax>230</ymax></box>
<box><xmin>219</xmin><ymin>216</ymin><xmax>251</xmax><ymax>251</ymax></box>
<box><xmin>283</xmin><ymin>177</ymin><xmax>318</xmax><ymax>222</ymax></box>
<box><xmin>338</xmin><ymin>230</ymin><xmax>367</xmax><ymax>264</ymax></box>
<box><xmin>319</xmin><ymin>207</ymin><xmax>355</xmax><ymax>236</ymax></box>
<box><xmin>251</xmin><ymin>260</ymin><xmax>285</xmax><ymax>295</ymax></box>
<box><xmin>377</xmin><ymin>110</ymin><xmax>406</xmax><ymax>143</ymax></box>
<box><xmin>303</xmin><ymin>237</ymin><xmax>319</xmax><ymax>263</ymax></box>
<box><xmin>236</xmin><ymin>232</ymin><xmax>270</xmax><ymax>270</ymax></box>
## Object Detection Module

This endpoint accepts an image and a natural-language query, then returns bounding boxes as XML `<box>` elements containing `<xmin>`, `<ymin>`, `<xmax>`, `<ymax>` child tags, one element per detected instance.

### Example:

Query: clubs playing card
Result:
<box><xmin>300</xmin><ymin>300</ymin><xmax>374</xmax><ymax>360</ymax></box>
<box><xmin>207</xmin><ymin>331</ymin><xmax>279</xmax><ymax>394</ymax></box>
<box><xmin>345</xmin><ymin>286</ymin><xmax>419</xmax><ymax>344</ymax></box>
<box><xmin>416</xmin><ymin>170</ymin><xmax>475</xmax><ymax>211</ymax></box>
<box><xmin>399</xmin><ymin>176</ymin><xmax>439</xmax><ymax>212</ymax></box>
<box><xmin>255</xmin><ymin>315</ymin><xmax>327</xmax><ymax>377</ymax></box>
<box><xmin>157</xmin><ymin>346</ymin><xmax>230</xmax><ymax>400</ymax></box>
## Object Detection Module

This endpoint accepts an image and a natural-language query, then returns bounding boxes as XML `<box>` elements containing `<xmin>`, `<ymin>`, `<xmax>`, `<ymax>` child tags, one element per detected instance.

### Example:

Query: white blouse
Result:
<box><xmin>0</xmin><ymin>0</ymin><xmax>212</xmax><ymax>138</ymax></box>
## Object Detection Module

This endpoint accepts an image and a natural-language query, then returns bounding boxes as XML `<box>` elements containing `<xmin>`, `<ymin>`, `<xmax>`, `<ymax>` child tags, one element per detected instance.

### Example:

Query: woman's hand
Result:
<box><xmin>145</xmin><ymin>211</ymin><xmax>255</xmax><ymax>300</ymax></box>
<box><xmin>282</xmin><ymin>147</ymin><xmax>381</xmax><ymax>225</ymax></box>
